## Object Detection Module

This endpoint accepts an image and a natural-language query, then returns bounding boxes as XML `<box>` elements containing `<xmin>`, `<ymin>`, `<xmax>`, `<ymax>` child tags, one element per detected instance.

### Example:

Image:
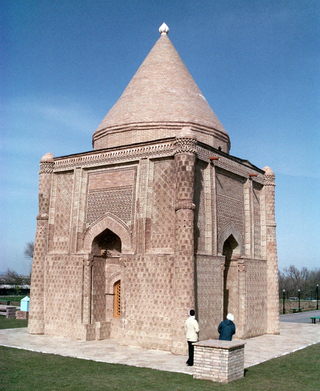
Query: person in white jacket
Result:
<box><xmin>185</xmin><ymin>309</ymin><xmax>200</xmax><ymax>366</ymax></box>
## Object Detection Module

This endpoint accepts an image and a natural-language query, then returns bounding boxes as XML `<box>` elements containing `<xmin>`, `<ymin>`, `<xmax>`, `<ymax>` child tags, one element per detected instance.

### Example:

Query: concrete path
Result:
<box><xmin>280</xmin><ymin>309</ymin><xmax>320</xmax><ymax>324</ymax></box>
<box><xmin>1</xmin><ymin>311</ymin><xmax>320</xmax><ymax>374</ymax></box>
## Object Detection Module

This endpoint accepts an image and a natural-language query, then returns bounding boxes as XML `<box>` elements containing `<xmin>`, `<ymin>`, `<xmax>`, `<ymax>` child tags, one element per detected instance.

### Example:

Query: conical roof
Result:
<box><xmin>93</xmin><ymin>24</ymin><xmax>230</xmax><ymax>151</ymax></box>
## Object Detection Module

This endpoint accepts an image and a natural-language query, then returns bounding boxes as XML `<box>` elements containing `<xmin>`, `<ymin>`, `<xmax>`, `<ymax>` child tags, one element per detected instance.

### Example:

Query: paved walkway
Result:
<box><xmin>1</xmin><ymin>311</ymin><xmax>320</xmax><ymax>374</ymax></box>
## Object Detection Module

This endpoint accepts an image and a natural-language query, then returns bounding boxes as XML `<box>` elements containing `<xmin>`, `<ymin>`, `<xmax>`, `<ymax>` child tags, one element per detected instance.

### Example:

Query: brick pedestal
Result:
<box><xmin>6</xmin><ymin>306</ymin><xmax>17</xmax><ymax>319</ymax></box>
<box><xmin>193</xmin><ymin>339</ymin><xmax>246</xmax><ymax>383</ymax></box>
<box><xmin>16</xmin><ymin>311</ymin><xmax>29</xmax><ymax>320</ymax></box>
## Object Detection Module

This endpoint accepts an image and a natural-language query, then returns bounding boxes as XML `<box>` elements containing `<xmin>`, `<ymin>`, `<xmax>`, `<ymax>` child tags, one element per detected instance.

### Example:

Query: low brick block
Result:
<box><xmin>193</xmin><ymin>339</ymin><xmax>246</xmax><ymax>383</ymax></box>
<box><xmin>6</xmin><ymin>306</ymin><xmax>17</xmax><ymax>319</ymax></box>
<box><xmin>16</xmin><ymin>311</ymin><xmax>29</xmax><ymax>320</ymax></box>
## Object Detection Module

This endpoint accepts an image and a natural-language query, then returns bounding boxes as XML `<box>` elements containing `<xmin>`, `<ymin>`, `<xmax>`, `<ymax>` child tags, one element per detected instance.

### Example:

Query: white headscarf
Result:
<box><xmin>227</xmin><ymin>313</ymin><xmax>234</xmax><ymax>321</ymax></box>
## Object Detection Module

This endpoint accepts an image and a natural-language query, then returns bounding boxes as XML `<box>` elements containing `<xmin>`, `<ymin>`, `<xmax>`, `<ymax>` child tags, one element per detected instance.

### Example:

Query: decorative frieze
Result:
<box><xmin>197</xmin><ymin>144</ymin><xmax>265</xmax><ymax>184</ymax></box>
<box><xmin>54</xmin><ymin>141</ymin><xmax>175</xmax><ymax>172</ymax></box>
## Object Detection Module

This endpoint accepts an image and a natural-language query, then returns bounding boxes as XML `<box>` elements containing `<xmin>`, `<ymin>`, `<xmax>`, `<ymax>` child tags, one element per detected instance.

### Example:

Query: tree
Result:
<box><xmin>1</xmin><ymin>269</ymin><xmax>30</xmax><ymax>285</ymax></box>
<box><xmin>24</xmin><ymin>241</ymin><xmax>34</xmax><ymax>260</ymax></box>
<box><xmin>24</xmin><ymin>241</ymin><xmax>34</xmax><ymax>274</ymax></box>
<box><xmin>279</xmin><ymin>265</ymin><xmax>320</xmax><ymax>299</ymax></box>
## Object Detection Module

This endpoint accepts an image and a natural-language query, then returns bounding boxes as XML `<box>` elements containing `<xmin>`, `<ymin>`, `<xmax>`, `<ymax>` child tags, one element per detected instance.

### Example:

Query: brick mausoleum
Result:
<box><xmin>29</xmin><ymin>24</ymin><xmax>279</xmax><ymax>354</ymax></box>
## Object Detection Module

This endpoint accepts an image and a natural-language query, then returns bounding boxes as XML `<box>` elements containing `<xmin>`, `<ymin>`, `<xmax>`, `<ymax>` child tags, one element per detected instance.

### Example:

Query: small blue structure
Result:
<box><xmin>21</xmin><ymin>296</ymin><xmax>30</xmax><ymax>312</ymax></box>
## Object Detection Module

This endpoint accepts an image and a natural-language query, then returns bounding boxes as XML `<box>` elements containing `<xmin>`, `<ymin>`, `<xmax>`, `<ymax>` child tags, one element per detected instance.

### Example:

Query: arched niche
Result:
<box><xmin>83</xmin><ymin>213</ymin><xmax>132</xmax><ymax>254</ymax></box>
<box><xmin>223</xmin><ymin>233</ymin><xmax>240</xmax><ymax>320</ymax></box>
<box><xmin>92</xmin><ymin>229</ymin><xmax>121</xmax><ymax>257</ymax></box>
<box><xmin>218</xmin><ymin>222</ymin><xmax>243</xmax><ymax>257</ymax></box>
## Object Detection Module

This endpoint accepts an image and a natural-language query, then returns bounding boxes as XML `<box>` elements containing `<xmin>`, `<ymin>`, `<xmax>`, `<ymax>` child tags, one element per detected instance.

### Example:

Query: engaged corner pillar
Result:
<box><xmin>263</xmin><ymin>166</ymin><xmax>280</xmax><ymax>335</ymax></box>
<box><xmin>28</xmin><ymin>152</ymin><xmax>54</xmax><ymax>335</ymax></box>
<box><xmin>172</xmin><ymin>127</ymin><xmax>197</xmax><ymax>355</ymax></box>
<box><xmin>193</xmin><ymin>340</ymin><xmax>246</xmax><ymax>383</ymax></box>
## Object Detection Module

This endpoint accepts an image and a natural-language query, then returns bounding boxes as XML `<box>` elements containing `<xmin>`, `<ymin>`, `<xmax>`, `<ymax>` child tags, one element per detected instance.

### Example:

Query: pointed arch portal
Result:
<box><xmin>223</xmin><ymin>234</ymin><xmax>239</xmax><ymax>319</ymax></box>
<box><xmin>83</xmin><ymin>213</ymin><xmax>132</xmax><ymax>254</ymax></box>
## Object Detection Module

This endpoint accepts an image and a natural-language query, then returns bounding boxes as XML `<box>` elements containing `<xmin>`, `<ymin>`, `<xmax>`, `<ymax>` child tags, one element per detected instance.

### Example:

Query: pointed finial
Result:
<box><xmin>159</xmin><ymin>23</ymin><xmax>169</xmax><ymax>35</ymax></box>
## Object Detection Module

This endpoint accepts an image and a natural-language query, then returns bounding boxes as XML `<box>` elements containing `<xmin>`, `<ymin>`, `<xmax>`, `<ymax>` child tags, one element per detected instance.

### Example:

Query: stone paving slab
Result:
<box><xmin>1</xmin><ymin>319</ymin><xmax>320</xmax><ymax>374</ymax></box>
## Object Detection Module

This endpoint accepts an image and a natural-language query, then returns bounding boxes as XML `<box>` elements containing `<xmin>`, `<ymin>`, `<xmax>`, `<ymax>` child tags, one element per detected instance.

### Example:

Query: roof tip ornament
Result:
<box><xmin>159</xmin><ymin>22</ymin><xmax>169</xmax><ymax>35</ymax></box>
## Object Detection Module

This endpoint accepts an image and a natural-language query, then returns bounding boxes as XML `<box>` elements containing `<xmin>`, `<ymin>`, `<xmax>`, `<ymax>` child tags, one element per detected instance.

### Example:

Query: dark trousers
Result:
<box><xmin>187</xmin><ymin>341</ymin><xmax>195</xmax><ymax>366</ymax></box>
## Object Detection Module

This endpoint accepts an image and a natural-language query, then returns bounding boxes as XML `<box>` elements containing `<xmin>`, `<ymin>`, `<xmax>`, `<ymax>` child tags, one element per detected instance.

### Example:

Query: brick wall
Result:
<box><xmin>119</xmin><ymin>254</ymin><xmax>175</xmax><ymax>351</ymax></box>
<box><xmin>44</xmin><ymin>254</ymin><xmax>84</xmax><ymax>339</ymax></box>
<box><xmin>196</xmin><ymin>255</ymin><xmax>224</xmax><ymax>340</ymax></box>
<box><xmin>193</xmin><ymin>340</ymin><xmax>245</xmax><ymax>383</ymax></box>
<box><xmin>148</xmin><ymin>159</ymin><xmax>175</xmax><ymax>251</ymax></box>
<box><xmin>245</xmin><ymin>259</ymin><xmax>267</xmax><ymax>337</ymax></box>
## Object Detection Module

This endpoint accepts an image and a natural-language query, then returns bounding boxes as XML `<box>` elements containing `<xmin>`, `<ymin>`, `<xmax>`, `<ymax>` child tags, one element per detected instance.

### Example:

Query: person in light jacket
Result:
<box><xmin>185</xmin><ymin>309</ymin><xmax>199</xmax><ymax>366</ymax></box>
<box><xmin>218</xmin><ymin>313</ymin><xmax>236</xmax><ymax>341</ymax></box>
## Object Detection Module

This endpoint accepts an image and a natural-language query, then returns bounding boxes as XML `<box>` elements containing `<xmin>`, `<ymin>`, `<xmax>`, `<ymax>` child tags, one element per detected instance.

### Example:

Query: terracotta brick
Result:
<box><xmin>29</xmin><ymin>26</ymin><xmax>279</xmax><ymax>353</ymax></box>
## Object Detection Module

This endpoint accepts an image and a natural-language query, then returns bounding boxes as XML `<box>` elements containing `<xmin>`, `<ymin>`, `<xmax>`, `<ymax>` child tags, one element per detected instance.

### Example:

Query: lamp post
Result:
<box><xmin>298</xmin><ymin>289</ymin><xmax>300</xmax><ymax>310</ymax></box>
<box><xmin>283</xmin><ymin>289</ymin><xmax>285</xmax><ymax>314</ymax></box>
<box><xmin>317</xmin><ymin>284</ymin><xmax>319</xmax><ymax>311</ymax></box>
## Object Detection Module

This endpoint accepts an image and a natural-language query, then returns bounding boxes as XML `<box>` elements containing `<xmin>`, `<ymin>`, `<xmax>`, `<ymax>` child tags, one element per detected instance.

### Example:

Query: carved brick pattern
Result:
<box><xmin>92</xmin><ymin>258</ymin><xmax>106</xmax><ymax>322</ymax></box>
<box><xmin>264</xmin><ymin>174</ymin><xmax>276</xmax><ymax>186</ymax></box>
<box><xmin>54</xmin><ymin>142</ymin><xmax>175</xmax><ymax>172</ymax></box>
<box><xmin>176</xmin><ymin>209</ymin><xmax>194</xmax><ymax>254</ymax></box>
<box><xmin>150</xmin><ymin>160</ymin><xmax>175</xmax><ymax>249</ymax></box>
<box><xmin>175</xmin><ymin>153</ymin><xmax>196</xmax><ymax>201</ymax></box>
<box><xmin>39</xmin><ymin>161</ymin><xmax>54</xmax><ymax>174</ymax></box>
<box><xmin>120</xmin><ymin>255</ymin><xmax>175</xmax><ymax>350</ymax></box>
<box><xmin>245</xmin><ymin>260</ymin><xmax>267</xmax><ymax>337</ymax></box>
<box><xmin>52</xmin><ymin>173</ymin><xmax>74</xmax><ymax>252</ymax></box>
<box><xmin>196</xmin><ymin>256</ymin><xmax>223</xmax><ymax>340</ymax></box>
<box><xmin>194</xmin><ymin>161</ymin><xmax>206</xmax><ymax>253</ymax></box>
<box><xmin>217</xmin><ymin>194</ymin><xmax>244</xmax><ymax>240</ymax></box>
<box><xmin>174</xmin><ymin>137</ymin><xmax>197</xmax><ymax>154</ymax></box>
<box><xmin>28</xmin><ymin>219</ymin><xmax>48</xmax><ymax>334</ymax></box>
<box><xmin>253</xmin><ymin>183</ymin><xmax>262</xmax><ymax>258</ymax></box>
<box><xmin>197</xmin><ymin>145</ymin><xmax>265</xmax><ymax>184</ymax></box>
<box><xmin>216</xmin><ymin>172</ymin><xmax>244</xmax><ymax>240</ymax></box>
<box><xmin>86</xmin><ymin>188</ymin><xmax>133</xmax><ymax>226</ymax></box>
<box><xmin>224</xmin><ymin>261</ymin><xmax>239</xmax><ymax>322</ymax></box>
<box><xmin>39</xmin><ymin>174</ymin><xmax>52</xmax><ymax>198</ymax></box>
<box><xmin>44</xmin><ymin>255</ymin><xmax>83</xmax><ymax>325</ymax></box>
<box><xmin>265</xmin><ymin>186</ymin><xmax>276</xmax><ymax>227</ymax></box>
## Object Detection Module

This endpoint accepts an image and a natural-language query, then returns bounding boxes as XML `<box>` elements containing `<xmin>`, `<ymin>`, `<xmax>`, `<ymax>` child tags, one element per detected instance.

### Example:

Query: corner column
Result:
<box><xmin>28</xmin><ymin>153</ymin><xmax>54</xmax><ymax>334</ymax></box>
<box><xmin>172</xmin><ymin>128</ymin><xmax>197</xmax><ymax>354</ymax></box>
<box><xmin>237</xmin><ymin>258</ymin><xmax>247</xmax><ymax>338</ymax></box>
<box><xmin>263</xmin><ymin>166</ymin><xmax>280</xmax><ymax>334</ymax></box>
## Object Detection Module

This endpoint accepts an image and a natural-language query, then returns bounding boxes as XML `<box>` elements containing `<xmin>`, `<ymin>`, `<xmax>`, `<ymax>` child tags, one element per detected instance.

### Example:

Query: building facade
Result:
<box><xmin>28</xmin><ymin>24</ymin><xmax>279</xmax><ymax>354</ymax></box>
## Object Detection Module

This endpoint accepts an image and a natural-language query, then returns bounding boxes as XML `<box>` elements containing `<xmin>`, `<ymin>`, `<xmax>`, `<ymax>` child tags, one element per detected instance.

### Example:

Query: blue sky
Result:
<box><xmin>1</xmin><ymin>0</ymin><xmax>319</xmax><ymax>275</ymax></box>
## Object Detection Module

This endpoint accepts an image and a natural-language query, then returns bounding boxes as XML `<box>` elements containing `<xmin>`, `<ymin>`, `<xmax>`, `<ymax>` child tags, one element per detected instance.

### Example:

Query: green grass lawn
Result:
<box><xmin>0</xmin><ymin>343</ymin><xmax>319</xmax><ymax>391</ymax></box>
<box><xmin>0</xmin><ymin>316</ymin><xmax>28</xmax><ymax>329</ymax></box>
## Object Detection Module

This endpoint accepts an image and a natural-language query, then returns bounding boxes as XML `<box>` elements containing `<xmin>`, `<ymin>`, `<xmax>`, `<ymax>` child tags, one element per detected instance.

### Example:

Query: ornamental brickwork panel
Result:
<box><xmin>150</xmin><ymin>159</ymin><xmax>175</xmax><ymax>250</ymax></box>
<box><xmin>120</xmin><ymin>254</ymin><xmax>175</xmax><ymax>350</ymax></box>
<box><xmin>245</xmin><ymin>260</ymin><xmax>267</xmax><ymax>337</ymax></box>
<box><xmin>196</xmin><ymin>255</ymin><xmax>224</xmax><ymax>340</ymax></box>
<box><xmin>253</xmin><ymin>182</ymin><xmax>263</xmax><ymax>259</ymax></box>
<box><xmin>44</xmin><ymin>255</ymin><xmax>83</xmax><ymax>337</ymax></box>
<box><xmin>194</xmin><ymin>160</ymin><xmax>206</xmax><ymax>253</ymax></box>
<box><xmin>87</xmin><ymin>188</ymin><xmax>133</xmax><ymax>225</ymax></box>
<box><xmin>216</xmin><ymin>170</ymin><xmax>244</xmax><ymax>241</ymax></box>
<box><xmin>92</xmin><ymin>257</ymin><xmax>106</xmax><ymax>322</ymax></box>
<box><xmin>50</xmin><ymin>172</ymin><xmax>74</xmax><ymax>253</ymax></box>
<box><xmin>86</xmin><ymin>168</ymin><xmax>136</xmax><ymax>227</ymax></box>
